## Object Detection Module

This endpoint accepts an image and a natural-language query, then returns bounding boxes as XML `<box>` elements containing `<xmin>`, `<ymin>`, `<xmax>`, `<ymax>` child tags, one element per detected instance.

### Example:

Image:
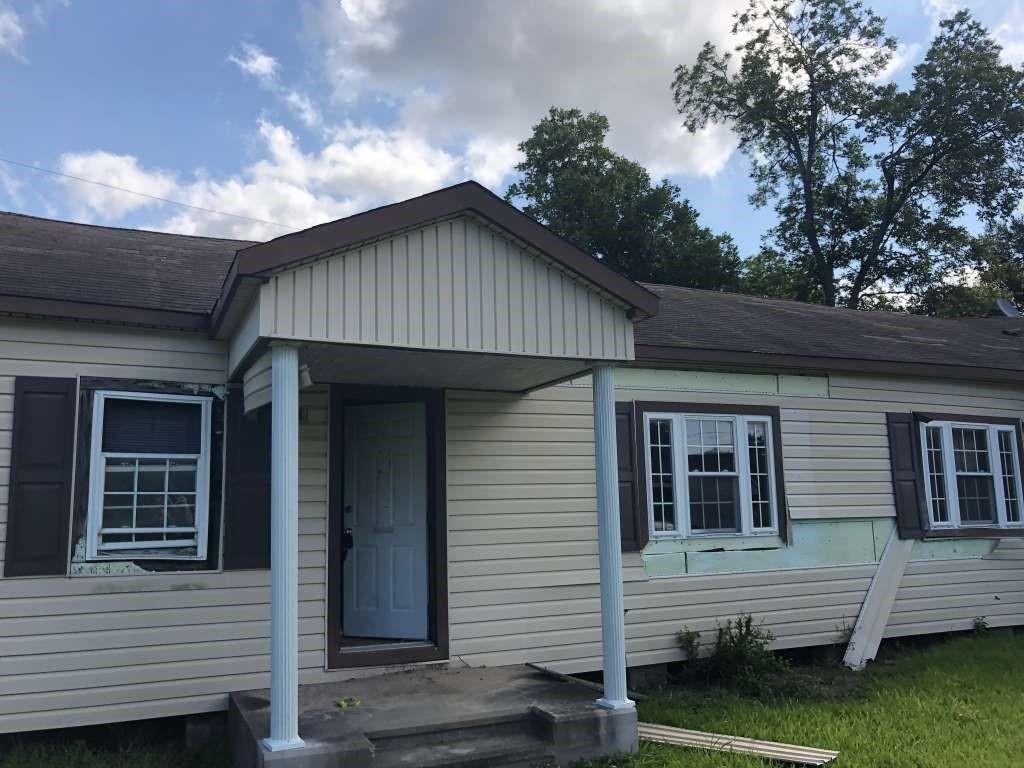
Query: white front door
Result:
<box><xmin>342</xmin><ymin>402</ymin><xmax>429</xmax><ymax>641</ymax></box>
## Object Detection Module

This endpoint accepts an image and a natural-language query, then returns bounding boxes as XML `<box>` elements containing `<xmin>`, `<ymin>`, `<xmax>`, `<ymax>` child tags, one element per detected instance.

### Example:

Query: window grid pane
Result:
<box><xmin>687</xmin><ymin>418</ymin><xmax>735</xmax><ymax>473</ymax></box>
<box><xmin>99</xmin><ymin>456</ymin><xmax>199</xmax><ymax>549</ymax></box>
<box><xmin>953</xmin><ymin>427</ymin><xmax>990</xmax><ymax>473</ymax></box>
<box><xmin>648</xmin><ymin>419</ymin><xmax>676</xmax><ymax>533</ymax></box>
<box><xmin>956</xmin><ymin>475</ymin><xmax>996</xmax><ymax>523</ymax></box>
<box><xmin>689</xmin><ymin>475</ymin><xmax>739</xmax><ymax>531</ymax></box>
<box><xmin>747</xmin><ymin>421</ymin><xmax>772</xmax><ymax>529</ymax></box>
<box><xmin>686</xmin><ymin>417</ymin><xmax>740</xmax><ymax>533</ymax></box>
<box><xmin>952</xmin><ymin>427</ymin><xmax>995</xmax><ymax>524</ymax></box>
<box><xmin>999</xmin><ymin>431</ymin><xmax>1021</xmax><ymax>523</ymax></box>
<box><xmin>925</xmin><ymin>426</ymin><xmax>949</xmax><ymax>523</ymax></box>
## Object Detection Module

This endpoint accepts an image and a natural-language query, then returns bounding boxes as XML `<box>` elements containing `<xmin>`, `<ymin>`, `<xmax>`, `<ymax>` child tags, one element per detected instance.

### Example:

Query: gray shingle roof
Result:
<box><xmin>2</xmin><ymin>210</ymin><xmax>1020</xmax><ymax>379</ymax></box>
<box><xmin>636</xmin><ymin>283</ymin><xmax>1024</xmax><ymax>375</ymax></box>
<box><xmin>0</xmin><ymin>211</ymin><xmax>254</xmax><ymax>316</ymax></box>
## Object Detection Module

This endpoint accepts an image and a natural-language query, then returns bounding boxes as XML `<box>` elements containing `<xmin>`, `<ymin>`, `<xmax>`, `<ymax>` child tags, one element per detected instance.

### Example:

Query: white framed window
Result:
<box><xmin>86</xmin><ymin>391</ymin><xmax>212</xmax><ymax>560</ymax></box>
<box><xmin>642</xmin><ymin>410</ymin><xmax>780</xmax><ymax>538</ymax></box>
<box><xmin>919</xmin><ymin>419</ymin><xmax>1024</xmax><ymax>531</ymax></box>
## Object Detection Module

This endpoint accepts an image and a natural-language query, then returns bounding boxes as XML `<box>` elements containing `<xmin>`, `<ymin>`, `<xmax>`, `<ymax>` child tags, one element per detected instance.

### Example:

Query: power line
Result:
<box><xmin>0</xmin><ymin>156</ymin><xmax>294</xmax><ymax>230</ymax></box>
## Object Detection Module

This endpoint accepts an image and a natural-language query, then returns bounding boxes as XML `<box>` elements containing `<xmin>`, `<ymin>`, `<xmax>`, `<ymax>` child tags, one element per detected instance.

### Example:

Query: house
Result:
<box><xmin>1</xmin><ymin>181</ymin><xmax>1022</xmax><ymax>763</ymax></box>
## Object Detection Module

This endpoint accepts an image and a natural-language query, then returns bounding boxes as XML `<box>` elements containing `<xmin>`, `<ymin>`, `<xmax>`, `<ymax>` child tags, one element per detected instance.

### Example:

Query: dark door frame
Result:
<box><xmin>326</xmin><ymin>384</ymin><xmax>449</xmax><ymax>669</ymax></box>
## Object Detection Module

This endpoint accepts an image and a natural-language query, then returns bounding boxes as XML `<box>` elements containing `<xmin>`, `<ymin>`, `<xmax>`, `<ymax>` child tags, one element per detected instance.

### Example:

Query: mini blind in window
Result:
<box><xmin>102</xmin><ymin>398</ymin><xmax>202</xmax><ymax>454</ymax></box>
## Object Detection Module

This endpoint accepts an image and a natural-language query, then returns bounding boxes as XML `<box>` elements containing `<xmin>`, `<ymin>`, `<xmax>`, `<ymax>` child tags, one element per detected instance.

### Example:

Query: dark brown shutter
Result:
<box><xmin>886</xmin><ymin>412</ymin><xmax>926</xmax><ymax>539</ymax></box>
<box><xmin>616</xmin><ymin>402</ymin><xmax>648</xmax><ymax>552</ymax></box>
<box><xmin>4</xmin><ymin>377</ymin><xmax>76</xmax><ymax>577</ymax></box>
<box><xmin>223</xmin><ymin>392</ymin><xmax>272</xmax><ymax>569</ymax></box>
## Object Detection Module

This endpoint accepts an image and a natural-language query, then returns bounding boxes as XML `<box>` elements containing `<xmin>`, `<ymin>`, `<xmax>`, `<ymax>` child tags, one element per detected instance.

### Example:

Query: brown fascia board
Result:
<box><xmin>634</xmin><ymin>343</ymin><xmax>1024</xmax><ymax>385</ymax></box>
<box><xmin>0</xmin><ymin>293</ymin><xmax>209</xmax><ymax>331</ymax></box>
<box><xmin>220</xmin><ymin>181</ymin><xmax>660</xmax><ymax>321</ymax></box>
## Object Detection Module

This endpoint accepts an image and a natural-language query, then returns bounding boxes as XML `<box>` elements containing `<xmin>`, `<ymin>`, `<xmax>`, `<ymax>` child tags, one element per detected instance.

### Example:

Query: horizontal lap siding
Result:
<box><xmin>621</xmin><ymin>373</ymin><xmax>1024</xmax><ymax>521</ymax></box>
<box><xmin>446</xmin><ymin>388</ymin><xmax>874</xmax><ymax>672</ymax></box>
<box><xmin>884</xmin><ymin>548</ymin><xmax>1024</xmax><ymax>638</ymax></box>
<box><xmin>448</xmin><ymin>372</ymin><xmax>1024</xmax><ymax>672</ymax></box>
<box><xmin>0</xmin><ymin>319</ymin><xmax>336</xmax><ymax>733</ymax></box>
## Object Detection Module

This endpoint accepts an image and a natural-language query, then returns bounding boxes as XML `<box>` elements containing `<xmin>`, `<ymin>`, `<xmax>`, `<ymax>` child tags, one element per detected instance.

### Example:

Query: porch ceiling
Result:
<box><xmin>299</xmin><ymin>341</ymin><xmax>590</xmax><ymax>392</ymax></box>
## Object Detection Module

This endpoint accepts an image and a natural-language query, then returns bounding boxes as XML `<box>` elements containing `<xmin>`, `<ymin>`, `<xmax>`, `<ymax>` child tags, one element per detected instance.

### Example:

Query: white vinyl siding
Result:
<box><xmin>446</xmin><ymin>386</ymin><xmax>868</xmax><ymax>672</ymax></box>
<box><xmin>2</xmin><ymin>315</ymin><xmax>1024</xmax><ymax>733</ymax></box>
<box><xmin>884</xmin><ymin>545</ymin><xmax>1024</xmax><ymax>639</ymax></box>
<box><xmin>0</xmin><ymin>318</ymin><xmax>340</xmax><ymax>734</ymax></box>
<box><xmin>446</xmin><ymin>372</ymin><xmax>1024</xmax><ymax>674</ymax></box>
<box><xmin>257</xmin><ymin>214</ymin><xmax>634</xmax><ymax>361</ymax></box>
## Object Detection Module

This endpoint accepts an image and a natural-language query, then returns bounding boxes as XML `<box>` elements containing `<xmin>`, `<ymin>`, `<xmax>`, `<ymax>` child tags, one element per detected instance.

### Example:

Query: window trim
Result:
<box><xmin>634</xmin><ymin>402</ymin><xmax>788</xmax><ymax>541</ymax></box>
<box><xmin>85</xmin><ymin>390</ymin><xmax>213</xmax><ymax>561</ymax></box>
<box><xmin>918</xmin><ymin>415</ymin><xmax>1024</xmax><ymax>533</ymax></box>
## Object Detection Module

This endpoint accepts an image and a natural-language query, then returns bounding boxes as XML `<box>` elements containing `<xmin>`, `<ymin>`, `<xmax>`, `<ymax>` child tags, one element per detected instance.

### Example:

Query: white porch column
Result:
<box><xmin>263</xmin><ymin>343</ymin><xmax>304</xmax><ymax>751</ymax></box>
<box><xmin>592</xmin><ymin>364</ymin><xmax>634</xmax><ymax>711</ymax></box>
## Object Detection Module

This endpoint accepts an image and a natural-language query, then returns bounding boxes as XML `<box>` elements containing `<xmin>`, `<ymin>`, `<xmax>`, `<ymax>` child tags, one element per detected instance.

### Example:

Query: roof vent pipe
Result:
<box><xmin>995</xmin><ymin>298</ymin><xmax>1020</xmax><ymax>318</ymax></box>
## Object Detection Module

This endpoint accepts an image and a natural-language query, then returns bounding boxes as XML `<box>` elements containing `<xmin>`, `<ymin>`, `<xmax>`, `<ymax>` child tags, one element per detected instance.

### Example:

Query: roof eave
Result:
<box><xmin>0</xmin><ymin>294</ymin><xmax>210</xmax><ymax>332</ymax></box>
<box><xmin>634</xmin><ymin>343</ymin><xmax>1024</xmax><ymax>386</ymax></box>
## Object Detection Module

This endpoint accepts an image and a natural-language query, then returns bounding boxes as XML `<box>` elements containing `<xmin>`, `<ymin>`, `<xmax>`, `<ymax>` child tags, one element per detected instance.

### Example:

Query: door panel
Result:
<box><xmin>342</xmin><ymin>402</ymin><xmax>429</xmax><ymax>640</ymax></box>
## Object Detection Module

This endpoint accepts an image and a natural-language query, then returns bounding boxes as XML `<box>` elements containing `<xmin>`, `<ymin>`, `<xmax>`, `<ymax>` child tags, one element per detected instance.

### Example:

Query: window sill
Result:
<box><xmin>70</xmin><ymin>561</ymin><xmax>223</xmax><ymax>577</ymax></box>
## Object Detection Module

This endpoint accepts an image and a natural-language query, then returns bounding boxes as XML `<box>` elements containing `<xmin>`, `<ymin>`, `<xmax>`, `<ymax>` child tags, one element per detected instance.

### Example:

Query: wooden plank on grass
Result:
<box><xmin>638</xmin><ymin>722</ymin><xmax>839</xmax><ymax>766</ymax></box>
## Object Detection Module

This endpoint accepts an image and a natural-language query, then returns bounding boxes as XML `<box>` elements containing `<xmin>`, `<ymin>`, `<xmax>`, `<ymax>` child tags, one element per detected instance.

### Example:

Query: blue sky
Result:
<box><xmin>1</xmin><ymin>0</ymin><xmax>1022</xmax><ymax>254</ymax></box>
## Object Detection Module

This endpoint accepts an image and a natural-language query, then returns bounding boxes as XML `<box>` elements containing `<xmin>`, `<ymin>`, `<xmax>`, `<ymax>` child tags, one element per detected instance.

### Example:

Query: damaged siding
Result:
<box><xmin>446</xmin><ymin>371</ymin><xmax>1024</xmax><ymax>673</ymax></box>
<box><xmin>0</xmin><ymin>318</ymin><xmax>334</xmax><ymax>734</ymax></box>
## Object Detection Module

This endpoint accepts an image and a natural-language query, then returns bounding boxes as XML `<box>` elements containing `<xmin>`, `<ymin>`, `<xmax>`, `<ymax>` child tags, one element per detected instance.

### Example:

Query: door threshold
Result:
<box><xmin>340</xmin><ymin>640</ymin><xmax>434</xmax><ymax>654</ymax></box>
<box><xmin>332</xmin><ymin>640</ymin><xmax>447</xmax><ymax>669</ymax></box>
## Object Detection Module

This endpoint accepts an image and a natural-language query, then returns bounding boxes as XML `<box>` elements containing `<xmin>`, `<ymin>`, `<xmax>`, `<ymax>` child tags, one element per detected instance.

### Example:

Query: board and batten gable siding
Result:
<box><xmin>255</xmin><ymin>214</ymin><xmax>635</xmax><ymax>361</ymax></box>
<box><xmin>0</xmin><ymin>317</ymin><xmax>340</xmax><ymax>733</ymax></box>
<box><xmin>445</xmin><ymin>370</ymin><xmax>1024</xmax><ymax>673</ymax></box>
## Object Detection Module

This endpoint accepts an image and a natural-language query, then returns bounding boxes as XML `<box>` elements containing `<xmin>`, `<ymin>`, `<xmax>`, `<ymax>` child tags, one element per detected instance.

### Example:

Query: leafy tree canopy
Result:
<box><xmin>674</xmin><ymin>0</ymin><xmax>1024</xmax><ymax>310</ymax></box>
<box><xmin>506</xmin><ymin>107</ymin><xmax>741</xmax><ymax>288</ymax></box>
<box><xmin>973</xmin><ymin>217</ymin><xmax>1024</xmax><ymax>311</ymax></box>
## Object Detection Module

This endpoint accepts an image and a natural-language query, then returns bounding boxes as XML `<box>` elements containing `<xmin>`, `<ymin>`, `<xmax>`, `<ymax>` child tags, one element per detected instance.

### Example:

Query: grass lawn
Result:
<box><xmin>583</xmin><ymin>630</ymin><xmax>1024</xmax><ymax>768</ymax></box>
<box><xmin>1</xmin><ymin>632</ymin><xmax>1021</xmax><ymax>767</ymax></box>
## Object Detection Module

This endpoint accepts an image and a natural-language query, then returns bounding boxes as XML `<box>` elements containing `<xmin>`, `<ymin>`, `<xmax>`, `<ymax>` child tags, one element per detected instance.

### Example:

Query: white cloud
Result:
<box><xmin>991</xmin><ymin>3</ymin><xmax>1024</xmax><ymax>65</ymax></box>
<box><xmin>464</xmin><ymin>137</ymin><xmax>522</xmax><ymax>190</ymax></box>
<box><xmin>56</xmin><ymin>120</ymin><xmax>465</xmax><ymax>240</ymax></box>
<box><xmin>308</xmin><ymin>0</ymin><xmax>744</xmax><ymax>180</ymax></box>
<box><xmin>57</xmin><ymin>2</ymin><xmax>756</xmax><ymax>239</ymax></box>
<box><xmin>229</xmin><ymin>42</ymin><xmax>321</xmax><ymax>129</ymax></box>
<box><xmin>0</xmin><ymin>163</ymin><xmax>24</xmax><ymax>207</ymax></box>
<box><xmin>284</xmin><ymin>90</ymin><xmax>319</xmax><ymax>128</ymax></box>
<box><xmin>920</xmin><ymin>0</ymin><xmax>1024</xmax><ymax>64</ymax></box>
<box><xmin>228</xmin><ymin>42</ymin><xmax>279</xmax><ymax>82</ymax></box>
<box><xmin>0</xmin><ymin>4</ymin><xmax>25</xmax><ymax>60</ymax></box>
<box><xmin>58</xmin><ymin>151</ymin><xmax>177</xmax><ymax>219</ymax></box>
<box><xmin>876</xmin><ymin>42</ymin><xmax>922</xmax><ymax>82</ymax></box>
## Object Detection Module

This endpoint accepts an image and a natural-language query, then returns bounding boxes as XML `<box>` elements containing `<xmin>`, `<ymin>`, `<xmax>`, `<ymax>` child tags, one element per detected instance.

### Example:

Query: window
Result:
<box><xmin>86</xmin><ymin>391</ymin><xmax>212</xmax><ymax>560</ymax></box>
<box><xmin>642</xmin><ymin>411</ymin><xmax>779</xmax><ymax>537</ymax></box>
<box><xmin>919</xmin><ymin>420</ymin><xmax>1024</xmax><ymax>531</ymax></box>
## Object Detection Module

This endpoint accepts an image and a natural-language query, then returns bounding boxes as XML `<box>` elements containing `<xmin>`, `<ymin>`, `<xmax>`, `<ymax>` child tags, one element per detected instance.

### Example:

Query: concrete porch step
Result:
<box><xmin>229</xmin><ymin>666</ymin><xmax>637</xmax><ymax>768</ymax></box>
<box><xmin>370</xmin><ymin>713</ymin><xmax>556</xmax><ymax>768</ymax></box>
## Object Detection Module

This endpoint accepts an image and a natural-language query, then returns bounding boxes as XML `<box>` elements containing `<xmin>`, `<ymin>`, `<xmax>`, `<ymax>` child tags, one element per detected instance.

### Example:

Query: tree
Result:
<box><xmin>739</xmin><ymin>248</ymin><xmax>821</xmax><ymax>302</ymax></box>
<box><xmin>673</xmin><ymin>1</ymin><xmax>1024</xmax><ymax>309</ymax></box>
<box><xmin>911</xmin><ymin>281</ymin><xmax>1009</xmax><ymax>318</ymax></box>
<box><xmin>973</xmin><ymin>218</ymin><xmax>1024</xmax><ymax>310</ymax></box>
<box><xmin>506</xmin><ymin>107</ymin><xmax>741</xmax><ymax>288</ymax></box>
